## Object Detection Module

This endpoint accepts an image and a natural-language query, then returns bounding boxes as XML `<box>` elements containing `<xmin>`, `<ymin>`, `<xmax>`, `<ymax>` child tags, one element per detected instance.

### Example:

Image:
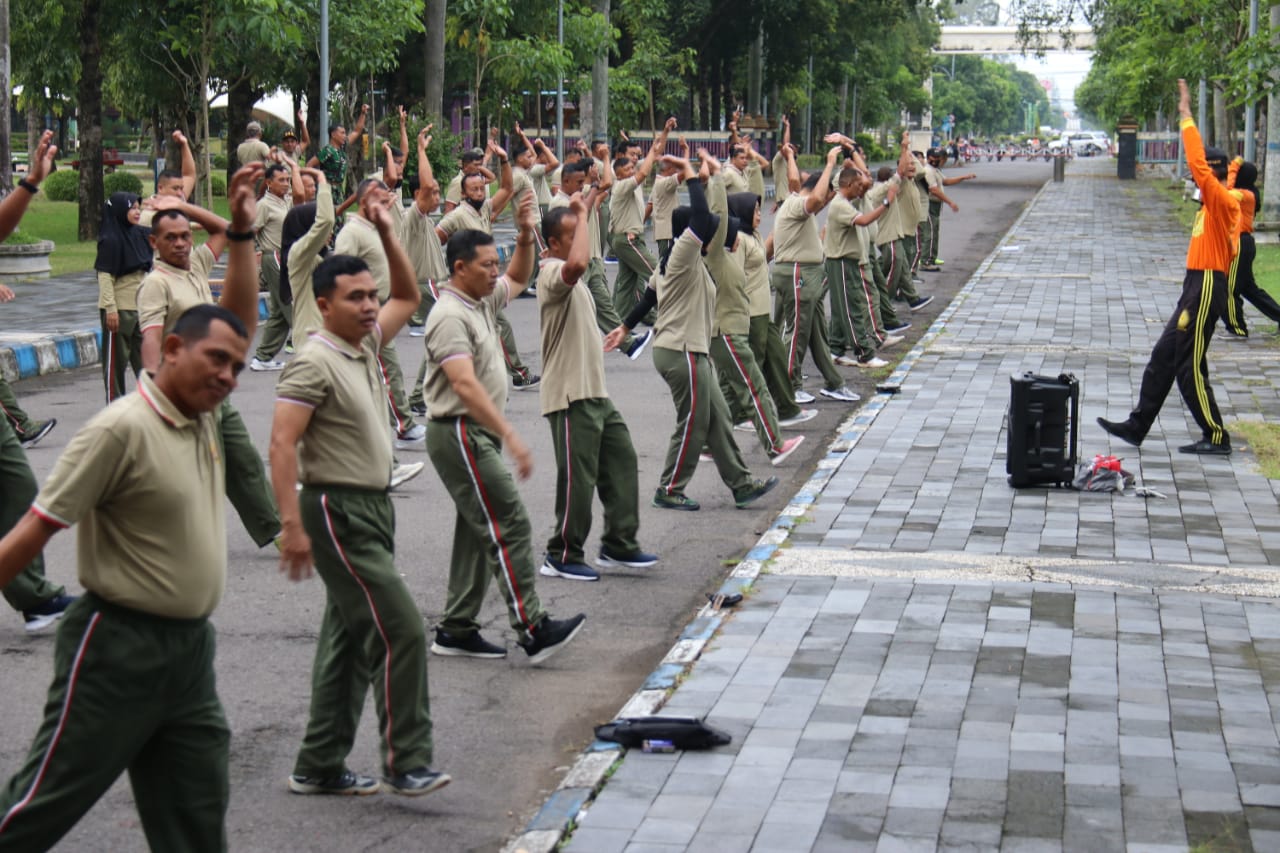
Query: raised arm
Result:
<box><xmin>174</xmin><ymin>130</ymin><xmax>196</xmax><ymax>200</ymax></box>
<box><xmin>349</xmin><ymin>104</ymin><xmax>370</xmax><ymax>149</ymax></box>
<box><xmin>0</xmin><ymin>130</ymin><xmax>56</xmax><ymax>241</ymax></box>
<box><xmin>281</xmin><ymin>153</ymin><xmax>306</xmax><ymax>206</ymax></box>
<box><xmin>397</xmin><ymin>105</ymin><xmax>410</xmax><ymax>165</ymax></box>
<box><xmin>803</xmin><ymin>147</ymin><xmax>841</xmax><ymax>215</ymax></box>
<box><xmin>535</xmin><ymin>137</ymin><xmax>559</xmax><ymax>170</ymax></box>
<box><xmin>784</xmin><ymin>145</ymin><xmax>802</xmax><ymax>196</ymax></box>
<box><xmin>488</xmin><ymin>140</ymin><xmax>515</xmax><ymax>216</ymax></box>
<box><xmin>221</xmin><ymin>164</ymin><xmax>265</xmax><ymax>338</ymax></box>
<box><xmin>635</xmin><ymin>117</ymin><xmax>676</xmax><ymax>183</ymax></box>
<box><xmin>415</xmin><ymin>126</ymin><xmax>436</xmax><ymax>214</ymax></box>
<box><xmin>297</xmin><ymin>109</ymin><xmax>311</xmax><ymax>154</ymax></box>
<box><xmin>502</xmin><ymin>192</ymin><xmax>539</xmax><ymax>296</ymax></box>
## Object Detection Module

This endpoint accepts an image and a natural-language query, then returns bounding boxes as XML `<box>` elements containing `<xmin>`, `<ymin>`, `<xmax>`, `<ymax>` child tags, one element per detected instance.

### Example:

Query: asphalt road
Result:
<box><xmin>0</xmin><ymin>158</ymin><xmax>1052</xmax><ymax>852</ymax></box>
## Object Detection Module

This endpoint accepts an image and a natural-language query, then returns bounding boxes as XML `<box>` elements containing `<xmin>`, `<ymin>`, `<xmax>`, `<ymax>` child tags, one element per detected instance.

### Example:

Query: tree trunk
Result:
<box><xmin>839</xmin><ymin>77</ymin><xmax>849</xmax><ymax>136</ymax></box>
<box><xmin>747</xmin><ymin>26</ymin><xmax>763</xmax><ymax>116</ymax></box>
<box><xmin>1212</xmin><ymin>83</ymin><xmax>1228</xmax><ymax>149</ymax></box>
<box><xmin>424</xmin><ymin>0</ymin><xmax>446</xmax><ymax>122</ymax></box>
<box><xmin>0</xmin><ymin>0</ymin><xmax>13</xmax><ymax>194</ymax></box>
<box><xmin>590</xmin><ymin>0</ymin><xmax>609</xmax><ymax>140</ymax></box>
<box><xmin>709</xmin><ymin>61</ymin><xmax>721</xmax><ymax>134</ymax></box>
<box><xmin>25</xmin><ymin>99</ymin><xmax>39</xmax><ymax>161</ymax></box>
<box><xmin>76</xmin><ymin>0</ymin><xmax>104</xmax><ymax>240</ymax></box>
<box><xmin>1265</xmin><ymin>3</ymin><xmax>1280</xmax><ymax>224</ymax></box>
<box><xmin>720</xmin><ymin>54</ymin><xmax>733</xmax><ymax>131</ymax></box>
<box><xmin>225</xmin><ymin>77</ymin><xmax>259</xmax><ymax>183</ymax></box>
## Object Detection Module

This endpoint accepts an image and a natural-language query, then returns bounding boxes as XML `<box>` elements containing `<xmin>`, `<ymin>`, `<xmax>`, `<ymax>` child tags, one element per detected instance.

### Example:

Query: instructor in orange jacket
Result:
<box><xmin>1098</xmin><ymin>78</ymin><xmax>1240</xmax><ymax>456</ymax></box>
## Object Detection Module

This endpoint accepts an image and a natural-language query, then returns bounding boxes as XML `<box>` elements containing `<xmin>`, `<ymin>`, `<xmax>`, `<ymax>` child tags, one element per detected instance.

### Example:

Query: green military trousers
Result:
<box><xmin>426</xmin><ymin>417</ymin><xmax>547</xmax><ymax>643</ymax></box>
<box><xmin>0</xmin><ymin>375</ymin><xmax>37</xmax><ymax>439</ymax></box>
<box><xmin>409</xmin><ymin>284</ymin><xmax>440</xmax><ymax>410</ymax></box>
<box><xmin>826</xmin><ymin>257</ymin><xmax>883</xmax><ymax>363</ymax></box>
<box><xmin>294</xmin><ymin>486</ymin><xmax>434</xmax><ymax>779</ymax></box>
<box><xmin>101</xmin><ymin>308</ymin><xmax>143</xmax><ymax>403</ymax></box>
<box><xmin>652</xmin><ymin>346</ymin><xmax>752</xmax><ymax>498</ymax></box>
<box><xmin>0</xmin><ymin>594</ymin><xmax>229</xmax><ymax>852</ymax></box>
<box><xmin>769</xmin><ymin>261</ymin><xmax>843</xmax><ymax>392</ymax></box>
<box><xmin>545</xmin><ymin>398</ymin><xmax>641</xmax><ymax>565</ymax></box>
<box><xmin>0</xmin><ymin>418</ymin><xmax>65</xmax><ymax>614</ymax></box>
<box><xmin>254</xmin><ymin>251</ymin><xmax>293</xmax><ymax>363</ymax></box>
<box><xmin>609</xmin><ymin>232</ymin><xmax>658</xmax><ymax>323</ymax></box>
<box><xmin>711</xmin><ymin>333</ymin><xmax>785</xmax><ymax>456</ymax></box>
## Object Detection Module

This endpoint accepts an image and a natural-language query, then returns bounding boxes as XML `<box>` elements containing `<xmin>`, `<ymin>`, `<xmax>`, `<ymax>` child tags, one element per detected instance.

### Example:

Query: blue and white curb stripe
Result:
<box><xmin>501</xmin><ymin>179</ymin><xmax>1054</xmax><ymax>853</ymax></box>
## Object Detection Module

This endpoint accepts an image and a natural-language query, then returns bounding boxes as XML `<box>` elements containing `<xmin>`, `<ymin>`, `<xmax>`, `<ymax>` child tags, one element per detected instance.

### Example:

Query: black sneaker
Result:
<box><xmin>23</xmin><ymin>593</ymin><xmax>75</xmax><ymax>633</ymax></box>
<box><xmin>520</xmin><ymin>613</ymin><xmax>586</xmax><ymax>664</ymax></box>
<box><xmin>288</xmin><ymin>770</ymin><xmax>380</xmax><ymax>796</ymax></box>
<box><xmin>884</xmin><ymin>322</ymin><xmax>911</xmax><ymax>334</ymax></box>
<box><xmin>733</xmin><ymin>477</ymin><xmax>779</xmax><ymax>509</ymax></box>
<box><xmin>381</xmin><ymin>767</ymin><xmax>452</xmax><ymax>797</ymax></box>
<box><xmin>1179</xmin><ymin>439</ymin><xmax>1231</xmax><ymax>456</ymax></box>
<box><xmin>623</xmin><ymin>329</ymin><xmax>653</xmax><ymax>361</ymax></box>
<box><xmin>430</xmin><ymin>629</ymin><xmax>507</xmax><ymax>659</ymax></box>
<box><xmin>652</xmin><ymin>489</ymin><xmax>700</xmax><ymax>511</ymax></box>
<box><xmin>513</xmin><ymin>373</ymin><xmax>541</xmax><ymax>390</ymax></box>
<box><xmin>1096</xmin><ymin>417</ymin><xmax>1143</xmax><ymax>447</ymax></box>
<box><xmin>908</xmin><ymin>295</ymin><xmax>933</xmax><ymax>311</ymax></box>
<box><xmin>540</xmin><ymin>556</ymin><xmax>600</xmax><ymax>581</ymax></box>
<box><xmin>19</xmin><ymin>419</ymin><xmax>56</xmax><ymax>449</ymax></box>
<box><xmin>597</xmin><ymin>547</ymin><xmax>659</xmax><ymax>569</ymax></box>
<box><xmin>410</xmin><ymin>402</ymin><xmax>427</xmax><ymax>416</ymax></box>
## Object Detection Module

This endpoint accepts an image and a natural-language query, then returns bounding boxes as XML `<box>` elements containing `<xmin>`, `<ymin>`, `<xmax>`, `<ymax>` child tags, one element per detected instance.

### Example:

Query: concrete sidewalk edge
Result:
<box><xmin>0</xmin><ymin>240</ymin><xmax>524</xmax><ymax>384</ymax></box>
<box><xmin>500</xmin><ymin>183</ymin><xmax>1055</xmax><ymax>853</ymax></box>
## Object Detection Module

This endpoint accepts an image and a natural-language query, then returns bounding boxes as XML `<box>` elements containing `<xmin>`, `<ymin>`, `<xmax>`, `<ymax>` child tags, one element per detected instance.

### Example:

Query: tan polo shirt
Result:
<box><xmin>513</xmin><ymin>167</ymin><xmax>539</xmax><ymax>223</ymax></box>
<box><xmin>289</xmin><ymin>190</ymin><xmax>337</xmax><ymax>343</ymax></box>
<box><xmin>98</xmin><ymin>270</ymin><xmax>145</xmax><ymax>312</ymax></box>
<box><xmin>237</xmin><ymin>138</ymin><xmax>271</xmax><ymax>166</ymax></box>
<box><xmin>32</xmin><ymin>372</ymin><xmax>226</xmax><ymax>619</ymax></box>
<box><xmin>653</xmin><ymin>231</ymin><xmax>714</xmax><ymax>354</ymax></box>
<box><xmin>423</xmin><ymin>279</ymin><xmax>513</xmax><ymax>419</ymax></box>
<box><xmin>824</xmin><ymin>194</ymin><xmax>864</xmax><ymax>262</ymax></box>
<box><xmin>333</xmin><ymin>214</ymin><xmax>390</xmax><ymax>300</ymax></box>
<box><xmin>897</xmin><ymin>172</ymin><xmax>924</xmax><ymax>233</ymax></box>
<box><xmin>705</xmin><ymin>176</ymin><xmax>749</xmax><ymax>337</ymax></box>
<box><xmin>746</xmin><ymin>160</ymin><xmax>766</xmax><ymax>199</ymax></box>
<box><xmin>867</xmin><ymin>177</ymin><xmax>901</xmax><ymax>247</ymax></box>
<box><xmin>398</xmin><ymin>204</ymin><xmax>449</xmax><ymax>287</ymax></box>
<box><xmin>609</xmin><ymin>175</ymin><xmax>644</xmax><ymax>235</ymax></box>
<box><xmin>650</xmin><ymin>174</ymin><xmax>679</xmax><ymax>241</ymax></box>
<box><xmin>445</xmin><ymin>172</ymin><xmax>464</xmax><ymax>205</ymax></box>
<box><xmin>137</xmin><ymin>243</ymin><xmax>217</xmax><ymax>336</ymax></box>
<box><xmin>772</xmin><ymin>193</ymin><xmax>824</xmax><ymax>265</ymax></box>
<box><xmin>550</xmin><ymin>192</ymin><xmax>602</xmax><ymax>261</ymax></box>
<box><xmin>740</xmin><ymin>234</ymin><xmax>771</xmax><ymax>316</ymax></box>
<box><xmin>275</xmin><ymin>328</ymin><xmax>393</xmax><ymax>489</ymax></box>
<box><xmin>771</xmin><ymin>151</ymin><xmax>787</xmax><ymax>199</ymax></box>
<box><xmin>255</xmin><ymin>190</ymin><xmax>290</xmax><ymax>255</ymax></box>
<box><xmin>722</xmin><ymin>164</ymin><xmax>749</xmax><ymax>194</ymax></box>
<box><xmin>530</xmin><ymin>164</ymin><xmax>551</xmax><ymax>205</ymax></box>
<box><xmin>437</xmin><ymin>199</ymin><xmax>493</xmax><ymax>237</ymax></box>
<box><xmin>549</xmin><ymin>165</ymin><xmax>563</xmax><ymax>194</ymax></box>
<box><xmin>536</xmin><ymin>258</ymin><xmax>606</xmax><ymax>415</ymax></box>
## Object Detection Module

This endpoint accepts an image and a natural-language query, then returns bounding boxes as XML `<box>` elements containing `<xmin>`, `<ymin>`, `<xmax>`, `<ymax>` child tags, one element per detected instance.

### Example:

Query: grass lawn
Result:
<box><xmin>12</xmin><ymin>169</ymin><xmax>229</xmax><ymax>276</ymax></box>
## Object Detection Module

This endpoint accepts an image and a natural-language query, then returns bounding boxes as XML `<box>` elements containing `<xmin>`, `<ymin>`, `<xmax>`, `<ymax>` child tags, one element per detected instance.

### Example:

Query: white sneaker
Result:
<box><xmin>794</xmin><ymin>390</ymin><xmax>816</xmax><ymax>404</ymax></box>
<box><xmin>395</xmin><ymin>424</ymin><xmax>427</xmax><ymax>450</ymax></box>
<box><xmin>832</xmin><ymin>355</ymin><xmax>860</xmax><ymax>367</ymax></box>
<box><xmin>770</xmin><ymin>435</ymin><xmax>805</xmax><ymax>466</ymax></box>
<box><xmin>856</xmin><ymin>357</ymin><xmax>889</xmax><ymax>368</ymax></box>
<box><xmin>779</xmin><ymin>409</ymin><xmax>818</xmax><ymax>428</ymax></box>
<box><xmin>879</xmin><ymin>335</ymin><xmax>905</xmax><ymax>348</ymax></box>
<box><xmin>820</xmin><ymin>386</ymin><xmax>860</xmax><ymax>402</ymax></box>
<box><xmin>250</xmin><ymin>357</ymin><xmax>285</xmax><ymax>372</ymax></box>
<box><xmin>733</xmin><ymin>420</ymin><xmax>754</xmax><ymax>433</ymax></box>
<box><xmin>409</xmin><ymin>326</ymin><xmax>426</xmax><ymax>337</ymax></box>
<box><xmin>390</xmin><ymin>462</ymin><xmax>425</xmax><ymax>490</ymax></box>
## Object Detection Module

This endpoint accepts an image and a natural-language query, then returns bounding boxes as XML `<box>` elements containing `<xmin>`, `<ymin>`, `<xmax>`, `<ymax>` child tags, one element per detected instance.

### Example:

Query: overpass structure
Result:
<box><xmin>936</xmin><ymin>25</ymin><xmax>1095</xmax><ymax>54</ymax></box>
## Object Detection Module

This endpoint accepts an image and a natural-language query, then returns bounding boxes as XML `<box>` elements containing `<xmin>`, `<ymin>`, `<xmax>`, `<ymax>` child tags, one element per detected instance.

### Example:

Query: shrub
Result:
<box><xmin>212</xmin><ymin>153</ymin><xmax>228</xmax><ymax>170</ymax></box>
<box><xmin>210</xmin><ymin>173</ymin><xmax>227</xmax><ymax>197</ymax></box>
<box><xmin>103</xmin><ymin>170</ymin><xmax>144</xmax><ymax>197</ymax></box>
<box><xmin>41</xmin><ymin>169</ymin><xmax>79</xmax><ymax>202</ymax></box>
<box><xmin>3</xmin><ymin>227</ymin><xmax>42</xmax><ymax>245</ymax></box>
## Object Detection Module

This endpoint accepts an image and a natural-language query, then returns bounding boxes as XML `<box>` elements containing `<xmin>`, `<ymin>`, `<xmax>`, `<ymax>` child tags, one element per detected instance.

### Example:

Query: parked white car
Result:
<box><xmin>1047</xmin><ymin>133</ymin><xmax>1108</xmax><ymax>156</ymax></box>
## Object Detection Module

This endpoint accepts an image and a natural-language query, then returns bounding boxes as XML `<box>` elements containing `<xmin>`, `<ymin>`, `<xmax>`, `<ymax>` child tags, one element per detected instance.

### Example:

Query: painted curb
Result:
<box><xmin>501</xmin><ymin>177</ymin><xmax>1055</xmax><ymax>853</ymax></box>
<box><xmin>0</xmin><ymin>240</ymin><xmax>523</xmax><ymax>384</ymax></box>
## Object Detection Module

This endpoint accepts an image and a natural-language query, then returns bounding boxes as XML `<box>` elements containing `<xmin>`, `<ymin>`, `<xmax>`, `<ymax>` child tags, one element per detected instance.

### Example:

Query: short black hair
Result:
<box><xmin>801</xmin><ymin>171</ymin><xmax>823</xmax><ymax>191</ymax></box>
<box><xmin>730</xmin><ymin>145</ymin><xmax>746</xmax><ymax>158</ymax></box>
<box><xmin>157</xmin><ymin>169</ymin><xmax>184</xmax><ymax>184</ymax></box>
<box><xmin>445</xmin><ymin>229</ymin><xmax>497</xmax><ymax>273</ymax></box>
<box><xmin>313</xmin><ymin>254</ymin><xmax>371</xmax><ymax>301</ymax></box>
<box><xmin>562</xmin><ymin>160</ymin><xmax>590</xmax><ymax>178</ymax></box>
<box><xmin>460</xmin><ymin>148</ymin><xmax>485</xmax><ymax>164</ymax></box>
<box><xmin>612</xmin><ymin>157</ymin><xmax>631</xmax><ymax>173</ymax></box>
<box><xmin>461</xmin><ymin>172</ymin><xmax>488</xmax><ymax>192</ymax></box>
<box><xmin>328</xmin><ymin>124</ymin><xmax>345</xmax><ymax>137</ymax></box>
<box><xmin>265</xmin><ymin>163</ymin><xmax>288</xmax><ymax>182</ymax></box>
<box><xmin>356</xmin><ymin>178</ymin><xmax>388</xmax><ymax>206</ymax></box>
<box><xmin>613</xmin><ymin>139</ymin><xmax>631</xmax><ymax>156</ymax></box>
<box><xmin>172</xmin><ymin>303</ymin><xmax>249</xmax><ymax>343</ymax></box>
<box><xmin>542</xmin><ymin>206</ymin><xmax>576</xmax><ymax>245</ymax></box>
<box><xmin>510</xmin><ymin>141</ymin><xmax>531</xmax><ymax>161</ymax></box>
<box><xmin>151</xmin><ymin>209</ymin><xmax>188</xmax><ymax>228</ymax></box>
<box><xmin>876</xmin><ymin>165</ymin><xmax>894</xmax><ymax>182</ymax></box>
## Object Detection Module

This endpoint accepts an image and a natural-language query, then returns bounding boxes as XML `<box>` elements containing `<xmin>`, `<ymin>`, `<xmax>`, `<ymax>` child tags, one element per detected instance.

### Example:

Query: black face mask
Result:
<box><xmin>466</xmin><ymin>197</ymin><xmax>485</xmax><ymax>212</ymax></box>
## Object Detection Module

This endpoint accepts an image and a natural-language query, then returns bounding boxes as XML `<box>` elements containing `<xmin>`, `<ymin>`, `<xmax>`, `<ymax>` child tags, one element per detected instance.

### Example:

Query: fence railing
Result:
<box><xmin>1137</xmin><ymin>132</ymin><xmax>1248</xmax><ymax>165</ymax></box>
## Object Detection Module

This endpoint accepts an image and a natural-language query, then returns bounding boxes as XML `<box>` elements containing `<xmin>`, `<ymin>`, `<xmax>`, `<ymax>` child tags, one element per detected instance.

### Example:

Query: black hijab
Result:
<box><xmin>94</xmin><ymin>192</ymin><xmax>152</xmax><ymax>277</ymax></box>
<box><xmin>277</xmin><ymin>202</ymin><xmax>325</xmax><ymax>306</ymax></box>
<box><xmin>727</xmin><ymin>192</ymin><xmax>761</xmax><ymax>237</ymax></box>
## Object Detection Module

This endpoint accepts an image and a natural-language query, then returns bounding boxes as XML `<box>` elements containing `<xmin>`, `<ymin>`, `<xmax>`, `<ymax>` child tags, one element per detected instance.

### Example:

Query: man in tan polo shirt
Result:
<box><xmin>236</xmin><ymin>121</ymin><xmax>272</xmax><ymax>166</ymax></box>
<box><xmin>0</xmin><ymin>164</ymin><xmax>264</xmax><ymax>851</ymax></box>
<box><xmin>536</xmin><ymin>191</ymin><xmax>657</xmax><ymax>583</ymax></box>
<box><xmin>137</xmin><ymin>196</ymin><xmax>282</xmax><ymax>550</ymax></box>
<box><xmin>270</xmin><ymin>202</ymin><xmax>449</xmax><ymax>798</ymax></box>
<box><xmin>609</xmin><ymin>118</ymin><xmax>675</xmax><ymax>321</ymax></box>
<box><xmin>423</xmin><ymin>195</ymin><xmax>585</xmax><ymax>662</ymax></box>
<box><xmin>249</xmin><ymin>162</ymin><xmax>298</xmax><ymax>371</ymax></box>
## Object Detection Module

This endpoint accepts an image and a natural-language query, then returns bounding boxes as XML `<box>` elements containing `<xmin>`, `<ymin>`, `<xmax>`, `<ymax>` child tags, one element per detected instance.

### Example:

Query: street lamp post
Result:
<box><xmin>556</xmin><ymin>0</ymin><xmax>564</xmax><ymax>160</ymax></box>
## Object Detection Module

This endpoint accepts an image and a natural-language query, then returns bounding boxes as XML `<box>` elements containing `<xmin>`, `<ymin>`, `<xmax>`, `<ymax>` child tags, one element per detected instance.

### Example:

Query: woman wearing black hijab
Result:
<box><xmin>94</xmin><ymin>192</ymin><xmax>152</xmax><ymax>402</ymax></box>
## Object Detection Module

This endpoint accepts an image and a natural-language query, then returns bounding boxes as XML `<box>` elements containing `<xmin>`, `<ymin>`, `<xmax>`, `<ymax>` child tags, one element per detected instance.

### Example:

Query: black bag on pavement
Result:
<box><xmin>1007</xmin><ymin>372</ymin><xmax>1079</xmax><ymax>488</ymax></box>
<box><xmin>595</xmin><ymin>716</ymin><xmax>732</xmax><ymax>750</ymax></box>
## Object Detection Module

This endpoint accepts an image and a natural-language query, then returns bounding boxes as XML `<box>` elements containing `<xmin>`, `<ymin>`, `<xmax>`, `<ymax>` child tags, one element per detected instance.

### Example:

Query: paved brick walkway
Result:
<box><xmin>555</xmin><ymin>159</ymin><xmax>1280</xmax><ymax>853</ymax></box>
